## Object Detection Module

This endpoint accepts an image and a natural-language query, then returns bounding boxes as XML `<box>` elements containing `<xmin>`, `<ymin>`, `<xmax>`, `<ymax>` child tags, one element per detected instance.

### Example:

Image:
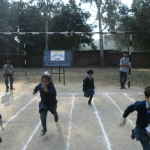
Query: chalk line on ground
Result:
<box><xmin>66</xmin><ymin>94</ymin><xmax>75</xmax><ymax>150</ymax></box>
<box><xmin>22</xmin><ymin>120</ymin><xmax>41</xmax><ymax>150</ymax></box>
<box><xmin>93</xmin><ymin>100</ymin><xmax>112</xmax><ymax>150</ymax></box>
<box><xmin>0</xmin><ymin>94</ymin><xmax>22</xmax><ymax>108</ymax></box>
<box><xmin>123</xmin><ymin>93</ymin><xmax>136</xmax><ymax>102</ymax></box>
<box><xmin>106</xmin><ymin>93</ymin><xmax>135</xmax><ymax>127</ymax></box>
<box><xmin>3</xmin><ymin>94</ymin><xmax>40</xmax><ymax>127</ymax></box>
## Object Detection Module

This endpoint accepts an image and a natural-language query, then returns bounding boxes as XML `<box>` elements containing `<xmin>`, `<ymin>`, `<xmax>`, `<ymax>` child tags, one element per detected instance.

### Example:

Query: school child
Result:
<box><xmin>33</xmin><ymin>73</ymin><xmax>58</xmax><ymax>136</ymax></box>
<box><xmin>83</xmin><ymin>70</ymin><xmax>95</xmax><ymax>106</ymax></box>
<box><xmin>119</xmin><ymin>86</ymin><xmax>150</xmax><ymax>150</ymax></box>
<box><xmin>3</xmin><ymin>61</ymin><xmax>14</xmax><ymax>92</ymax></box>
<box><xmin>0</xmin><ymin>114</ymin><xmax>4</xmax><ymax>143</ymax></box>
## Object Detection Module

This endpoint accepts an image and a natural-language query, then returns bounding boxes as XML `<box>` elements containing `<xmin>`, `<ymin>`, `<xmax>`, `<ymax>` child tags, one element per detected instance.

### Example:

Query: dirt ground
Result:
<box><xmin>0</xmin><ymin>67</ymin><xmax>147</xmax><ymax>150</ymax></box>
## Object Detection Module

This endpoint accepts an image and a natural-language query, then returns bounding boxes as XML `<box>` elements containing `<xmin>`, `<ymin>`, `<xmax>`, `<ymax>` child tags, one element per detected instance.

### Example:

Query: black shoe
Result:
<box><xmin>10</xmin><ymin>86</ymin><xmax>14</xmax><ymax>90</ymax></box>
<box><xmin>88</xmin><ymin>102</ymin><xmax>92</xmax><ymax>106</ymax></box>
<box><xmin>54</xmin><ymin>115</ymin><xmax>58</xmax><ymax>122</ymax></box>
<box><xmin>131</xmin><ymin>129</ymin><xmax>135</xmax><ymax>140</ymax></box>
<box><xmin>0</xmin><ymin>137</ymin><xmax>2</xmax><ymax>143</ymax></box>
<box><xmin>6</xmin><ymin>86</ymin><xmax>9</xmax><ymax>92</ymax></box>
<box><xmin>120</xmin><ymin>86</ymin><xmax>124</xmax><ymax>89</ymax></box>
<box><xmin>123</xmin><ymin>86</ymin><xmax>126</xmax><ymax>89</ymax></box>
<box><xmin>41</xmin><ymin>129</ymin><xmax>47</xmax><ymax>136</ymax></box>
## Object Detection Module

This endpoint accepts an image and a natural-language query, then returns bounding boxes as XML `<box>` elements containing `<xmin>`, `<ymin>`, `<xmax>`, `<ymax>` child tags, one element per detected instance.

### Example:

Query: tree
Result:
<box><xmin>80</xmin><ymin>0</ymin><xmax>122</xmax><ymax>66</ymax></box>
<box><xmin>131</xmin><ymin>0</ymin><xmax>150</xmax><ymax>51</ymax></box>
<box><xmin>48</xmin><ymin>0</ymin><xmax>95</xmax><ymax>50</ymax></box>
<box><xmin>0</xmin><ymin>0</ymin><xmax>17</xmax><ymax>61</ymax></box>
<box><xmin>111</xmin><ymin>0</ymin><xmax>150</xmax><ymax>51</ymax></box>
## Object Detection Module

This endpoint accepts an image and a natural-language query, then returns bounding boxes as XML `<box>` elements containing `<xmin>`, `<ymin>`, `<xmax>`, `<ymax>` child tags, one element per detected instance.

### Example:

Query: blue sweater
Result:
<box><xmin>123</xmin><ymin>100</ymin><xmax>149</xmax><ymax>129</ymax></box>
<box><xmin>34</xmin><ymin>83</ymin><xmax>57</xmax><ymax>107</ymax></box>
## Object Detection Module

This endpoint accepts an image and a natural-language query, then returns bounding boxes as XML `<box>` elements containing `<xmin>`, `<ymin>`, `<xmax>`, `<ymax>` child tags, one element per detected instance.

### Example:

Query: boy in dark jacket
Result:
<box><xmin>120</xmin><ymin>86</ymin><xmax>150</xmax><ymax>150</ymax></box>
<box><xmin>83</xmin><ymin>70</ymin><xmax>95</xmax><ymax>106</ymax></box>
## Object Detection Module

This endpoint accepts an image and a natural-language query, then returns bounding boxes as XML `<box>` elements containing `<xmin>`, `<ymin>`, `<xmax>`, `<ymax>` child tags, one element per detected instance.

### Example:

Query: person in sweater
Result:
<box><xmin>83</xmin><ymin>70</ymin><xmax>95</xmax><ymax>106</ymax></box>
<box><xmin>120</xmin><ymin>86</ymin><xmax>150</xmax><ymax>150</ymax></box>
<box><xmin>33</xmin><ymin>73</ymin><xmax>58</xmax><ymax>136</ymax></box>
<box><xmin>3</xmin><ymin>61</ymin><xmax>14</xmax><ymax>92</ymax></box>
<box><xmin>0</xmin><ymin>114</ymin><xmax>4</xmax><ymax>143</ymax></box>
<box><xmin>119</xmin><ymin>51</ymin><xmax>131</xmax><ymax>89</ymax></box>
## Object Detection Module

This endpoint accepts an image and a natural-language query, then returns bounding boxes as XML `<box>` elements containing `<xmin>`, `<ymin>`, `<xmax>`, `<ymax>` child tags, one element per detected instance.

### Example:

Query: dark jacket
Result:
<box><xmin>83</xmin><ymin>76</ymin><xmax>95</xmax><ymax>91</ymax></box>
<box><xmin>123</xmin><ymin>100</ymin><xmax>149</xmax><ymax>129</ymax></box>
<box><xmin>34</xmin><ymin>83</ymin><xmax>57</xmax><ymax>107</ymax></box>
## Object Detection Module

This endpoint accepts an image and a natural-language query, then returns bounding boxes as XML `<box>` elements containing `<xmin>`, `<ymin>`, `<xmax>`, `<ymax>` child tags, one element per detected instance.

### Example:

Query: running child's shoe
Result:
<box><xmin>131</xmin><ymin>129</ymin><xmax>135</xmax><ymax>140</ymax></box>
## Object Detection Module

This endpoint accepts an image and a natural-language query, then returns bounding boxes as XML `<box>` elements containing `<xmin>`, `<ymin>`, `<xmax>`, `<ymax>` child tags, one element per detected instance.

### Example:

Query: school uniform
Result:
<box><xmin>34</xmin><ymin>83</ymin><xmax>58</xmax><ymax>133</ymax></box>
<box><xmin>123</xmin><ymin>100</ymin><xmax>150</xmax><ymax>149</ymax></box>
<box><xmin>0</xmin><ymin>114</ymin><xmax>2</xmax><ymax>143</ymax></box>
<box><xmin>83</xmin><ymin>76</ymin><xmax>95</xmax><ymax>104</ymax></box>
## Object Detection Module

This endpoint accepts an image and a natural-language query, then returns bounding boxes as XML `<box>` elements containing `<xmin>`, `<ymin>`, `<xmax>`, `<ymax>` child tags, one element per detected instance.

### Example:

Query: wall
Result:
<box><xmin>0</xmin><ymin>51</ymin><xmax>150</xmax><ymax>68</ymax></box>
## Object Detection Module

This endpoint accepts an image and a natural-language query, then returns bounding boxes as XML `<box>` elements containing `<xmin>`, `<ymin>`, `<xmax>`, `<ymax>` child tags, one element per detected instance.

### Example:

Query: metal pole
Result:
<box><xmin>51</xmin><ymin>67</ymin><xmax>52</xmax><ymax>76</ymax></box>
<box><xmin>63</xmin><ymin>67</ymin><xmax>65</xmax><ymax>85</ymax></box>
<box><xmin>59</xmin><ymin>67</ymin><xmax>60</xmax><ymax>82</ymax></box>
<box><xmin>24</xmin><ymin>44</ymin><xmax>27</xmax><ymax>77</ymax></box>
<box><xmin>128</xmin><ymin>34</ymin><xmax>132</xmax><ymax>88</ymax></box>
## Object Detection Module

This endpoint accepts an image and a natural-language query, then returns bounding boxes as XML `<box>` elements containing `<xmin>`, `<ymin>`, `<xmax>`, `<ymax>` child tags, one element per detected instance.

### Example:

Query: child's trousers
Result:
<box><xmin>4</xmin><ymin>74</ymin><xmax>13</xmax><ymax>88</ymax></box>
<box><xmin>40</xmin><ymin>105</ymin><xmax>58</xmax><ymax>131</ymax></box>
<box><xmin>140</xmin><ymin>140</ymin><xmax>150</xmax><ymax>150</ymax></box>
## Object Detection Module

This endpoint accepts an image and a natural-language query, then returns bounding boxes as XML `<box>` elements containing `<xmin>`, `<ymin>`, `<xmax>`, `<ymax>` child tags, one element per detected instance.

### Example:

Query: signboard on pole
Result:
<box><xmin>51</xmin><ymin>51</ymin><xmax>65</xmax><ymax>61</ymax></box>
<box><xmin>43</xmin><ymin>50</ymin><xmax>73</xmax><ymax>67</ymax></box>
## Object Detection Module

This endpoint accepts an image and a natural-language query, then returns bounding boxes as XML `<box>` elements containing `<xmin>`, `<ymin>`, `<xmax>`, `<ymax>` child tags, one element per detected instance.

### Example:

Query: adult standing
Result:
<box><xmin>3</xmin><ymin>61</ymin><xmax>14</xmax><ymax>92</ymax></box>
<box><xmin>119</xmin><ymin>52</ymin><xmax>131</xmax><ymax>89</ymax></box>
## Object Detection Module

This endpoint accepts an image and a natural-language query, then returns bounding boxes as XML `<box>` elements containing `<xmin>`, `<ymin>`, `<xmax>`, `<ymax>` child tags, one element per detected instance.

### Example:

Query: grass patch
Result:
<box><xmin>0</xmin><ymin>69</ymin><xmax>149</xmax><ymax>87</ymax></box>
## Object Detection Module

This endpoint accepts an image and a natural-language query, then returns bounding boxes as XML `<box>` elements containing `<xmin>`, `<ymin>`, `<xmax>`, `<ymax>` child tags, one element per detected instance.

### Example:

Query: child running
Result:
<box><xmin>83</xmin><ymin>70</ymin><xmax>95</xmax><ymax>106</ymax></box>
<box><xmin>119</xmin><ymin>86</ymin><xmax>150</xmax><ymax>150</ymax></box>
<box><xmin>0</xmin><ymin>114</ymin><xmax>4</xmax><ymax>143</ymax></box>
<box><xmin>33</xmin><ymin>73</ymin><xmax>58</xmax><ymax>136</ymax></box>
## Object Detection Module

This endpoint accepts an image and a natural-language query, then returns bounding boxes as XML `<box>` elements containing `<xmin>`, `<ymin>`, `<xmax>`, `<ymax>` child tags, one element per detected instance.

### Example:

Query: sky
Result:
<box><xmin>11</xmin><ymin>0</ymin><xmax>132</xmax><ymax>39</ymax></box>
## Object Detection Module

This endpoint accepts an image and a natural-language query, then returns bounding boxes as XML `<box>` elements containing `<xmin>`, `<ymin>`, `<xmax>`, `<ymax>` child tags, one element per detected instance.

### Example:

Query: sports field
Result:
<box><xmin>0</xmin><ymin>67</ymin><xmax>147</xmax><ymax>150</ymax></box>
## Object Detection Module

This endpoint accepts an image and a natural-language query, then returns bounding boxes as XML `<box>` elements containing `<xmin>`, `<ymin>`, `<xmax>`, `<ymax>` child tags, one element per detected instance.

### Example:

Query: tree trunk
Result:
<box><xmin>45</xmin><ymin>0</ymin><xmax>48</xmax><ymax>50</ymax></box>
<box><xmin>97</xmin><ymin>2</ymin><xmax>105</xmax><ymax>66</ymax></box>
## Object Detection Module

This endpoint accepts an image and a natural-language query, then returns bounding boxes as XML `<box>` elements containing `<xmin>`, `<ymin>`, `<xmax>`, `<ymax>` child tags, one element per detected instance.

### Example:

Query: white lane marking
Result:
<box><xmin>66</xmin><ymin>94</ymin><xmax>75</xmax><ymax>150</ymax></box>
<box><xmin>123</xmin><ymin>93</ymin><xmax>135</xmax><ymax>102</ymax></box>
<box><xmin>0</xmin><ymin>94</ymin><xmax>22</xmax><ymax>108</ymax></box>
<box><xmin>0</xmin><ymin>93</ymin><xmax>7</xmax><ymax>98</ymax></box>
<box><xmin>137</xmin><ymin>92</ymin><xmax>143</xmax><ymax>95</ymax></box>
<box><xmin>93</xmin><ymin>100</ymin><xmax>112</xmax><ymax>150</ymax></box>
<box><xmin>58</xmin><ymin>92</ymin><xmax>141</xmax><ymax>95</ymax></box>
<box><xmin>106</xmin><ymin>94</ymin><xmax>135</xmax><ymax>127</ymax></box>
<box><xmin>3</xmin><ymin>94</ymin><xmax>40</xmax><ymax>127</ymax></box>
<box><xmin>22</xmin><ymin>120</ymin><xmax>41</xmax><ymax>150</ymax></box>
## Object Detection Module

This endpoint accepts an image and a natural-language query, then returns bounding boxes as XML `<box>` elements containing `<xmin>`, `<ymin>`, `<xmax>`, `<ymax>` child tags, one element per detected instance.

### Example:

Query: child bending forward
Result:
<box><xmin>33</xmin><ymin>74</ymin><xmax>58</xmax><ymax>136</ymax></box>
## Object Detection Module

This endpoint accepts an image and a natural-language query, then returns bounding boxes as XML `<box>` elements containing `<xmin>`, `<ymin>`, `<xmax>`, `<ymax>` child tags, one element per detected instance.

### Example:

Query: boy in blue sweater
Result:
<box><xmin>120</xmin><ymin>86</ymin><xmax>150</xmax><ymax>150</ymax></box>
<box><xmin>83</xmin><ymin>70</ymin><xmax>95</xmax><ymax>106</ymax></box>
<box><xmin>33</xmin><ymin>74</ymin><xmax>58</xmax><ymax>136</ymax></box>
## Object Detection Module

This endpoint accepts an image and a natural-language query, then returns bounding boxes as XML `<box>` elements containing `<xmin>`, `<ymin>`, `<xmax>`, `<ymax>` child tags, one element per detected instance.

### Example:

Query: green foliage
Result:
<box><xmin>0</xmin><ymin>0</ymin><xmax>96</xmax><ymax>55</ymax></box>
<box><xmin>48</xmin><ymin>1</ymin><xmax>94</xmax><ymax>50</ymax></box>
<box><xmin>111</xmin><ymin>0</ymin><xmax>150</xmax><ymax>51</ymax></box>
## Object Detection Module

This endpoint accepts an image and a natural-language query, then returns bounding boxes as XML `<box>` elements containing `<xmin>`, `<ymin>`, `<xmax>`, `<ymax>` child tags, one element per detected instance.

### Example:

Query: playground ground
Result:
<box><xmin>0</xmin><ymin>67</ymin><xmax>148</xmax><ymax>150</ymax></box>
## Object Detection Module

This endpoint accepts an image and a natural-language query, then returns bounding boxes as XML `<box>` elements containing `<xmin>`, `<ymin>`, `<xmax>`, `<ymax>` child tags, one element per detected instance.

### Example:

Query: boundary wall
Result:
<box><xmin>0</xmin><ymin>51</ymin><xmax>150</xmax><ymax>68</ymax></box>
